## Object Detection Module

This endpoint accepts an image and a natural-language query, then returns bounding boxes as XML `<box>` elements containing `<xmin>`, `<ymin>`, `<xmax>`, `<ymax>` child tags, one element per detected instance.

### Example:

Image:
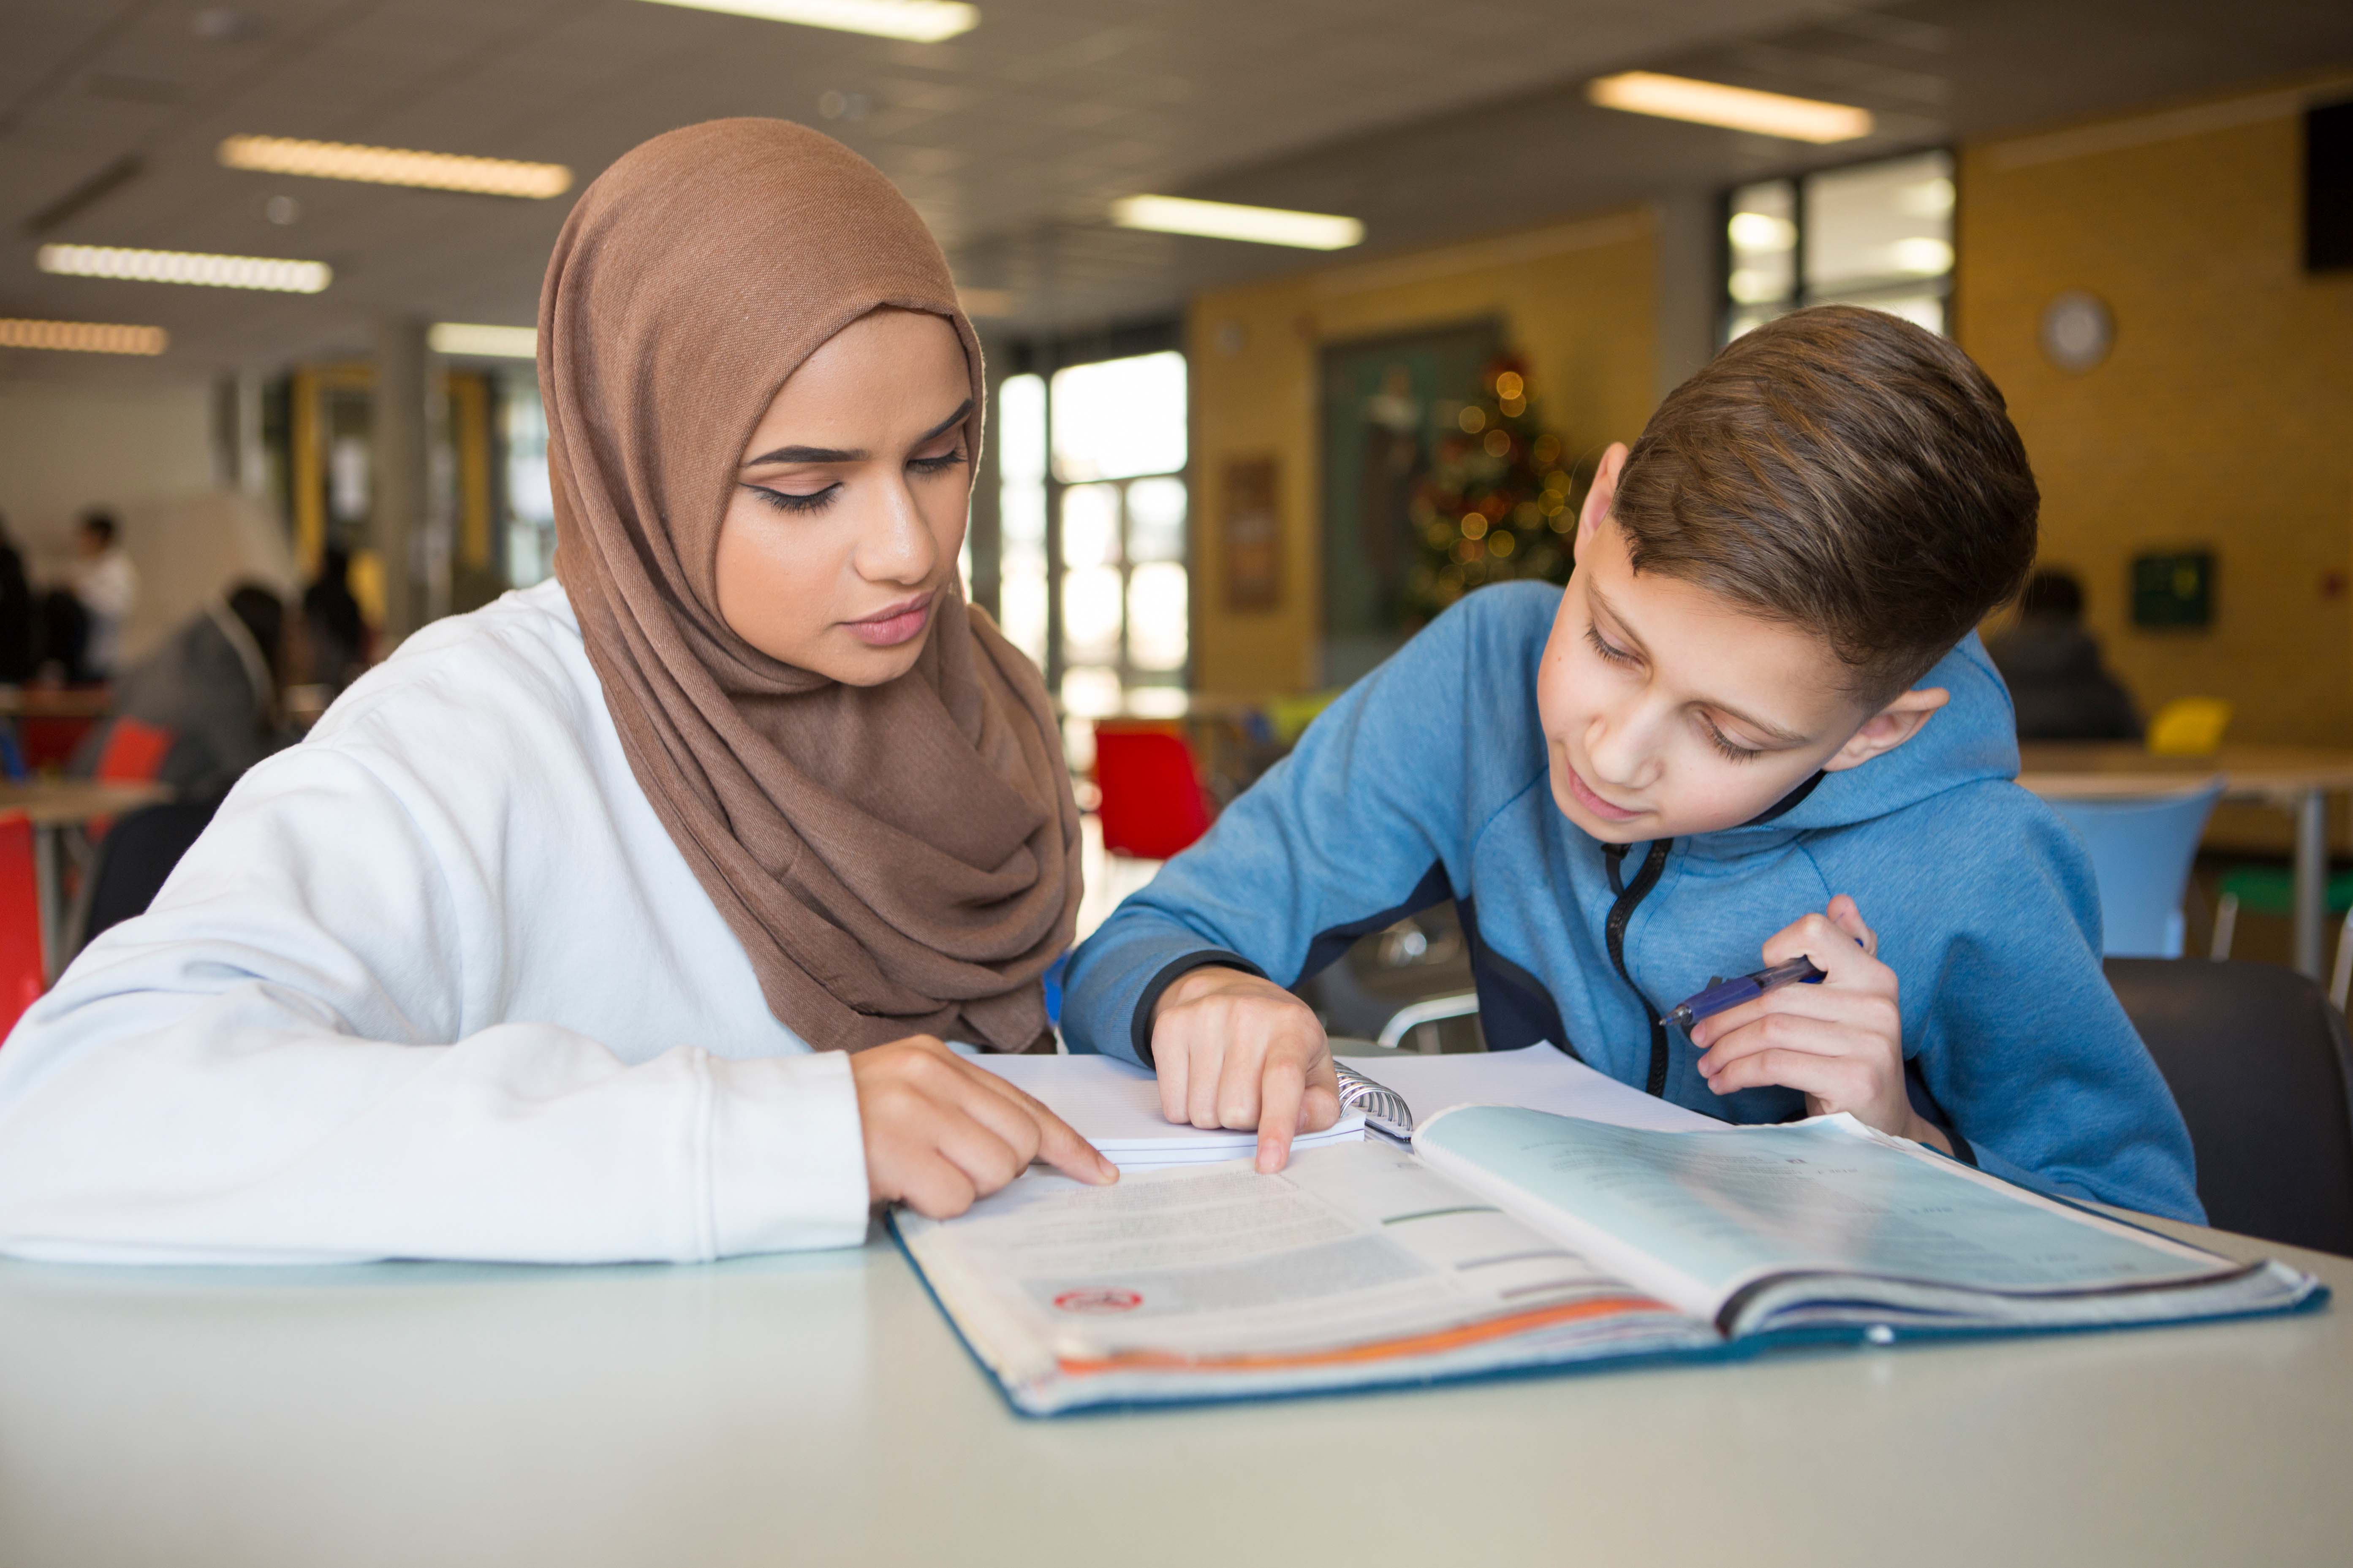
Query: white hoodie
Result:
<box><xmin>0</xmin><ymin>580</ymin><xmax>870</xmax><ymax>1264</ymax></box>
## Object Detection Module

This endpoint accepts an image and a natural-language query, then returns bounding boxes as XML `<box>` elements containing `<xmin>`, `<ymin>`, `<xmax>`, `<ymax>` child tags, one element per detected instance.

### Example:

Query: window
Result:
<box><xmin>1725</xmin><ymin>149</ymin><xmax>1955</xmax><ymax>341</ymax></box>
<box><xmin>502</xmin><ymin>369</ymin><xmax>556</xmax><ymax>586</ymax></box>
<box><xmin>995</xmin><ymin>348</ymin><xmax>1189</xmax><ymax>719</ymax></box>
<box><xmin>996</xmin><ymin>372</ymin><xmax>1050</xmax><ymax>668</ymax></box>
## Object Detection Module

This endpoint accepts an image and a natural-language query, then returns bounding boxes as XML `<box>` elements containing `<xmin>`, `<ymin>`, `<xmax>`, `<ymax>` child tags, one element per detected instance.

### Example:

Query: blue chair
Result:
<box><xmin>2043</xmin><ymin>781</ymin><xmax>2224</xmax><ymax>958</ymax></box>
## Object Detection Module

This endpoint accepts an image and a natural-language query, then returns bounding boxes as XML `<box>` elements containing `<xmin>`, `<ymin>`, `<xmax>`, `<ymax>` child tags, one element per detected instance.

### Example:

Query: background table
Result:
<box><xmin>2018</xmin><ymin>742</ymin><xmax>2353</xmax><ymax>978</ymax></box>
<box><xmin>0</xmin><ymin>779</ymin><xmax>172</xmax><ymax>980</ymax></box>
<box><xmin>0</xmin><ymin>1218</ymin><xmax>2345</xmax><ymax>1568</ymax></box>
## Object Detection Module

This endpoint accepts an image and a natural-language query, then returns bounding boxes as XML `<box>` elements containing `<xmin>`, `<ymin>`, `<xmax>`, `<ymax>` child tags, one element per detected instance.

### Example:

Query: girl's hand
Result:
<box><xmin>851</xmin><ymin>1036</ymin><xmax>1116</xmax><ymax>1217</ymax></box>
<box><xmin>1149</xmin><ymin>966</ymin><xmax>1340</xmax><ymax>1173</ymax></box>
<box><xmin>1687</xmin><ymin>896</ymin><xmax>1950</xmax><ymax>1153</ymax></box>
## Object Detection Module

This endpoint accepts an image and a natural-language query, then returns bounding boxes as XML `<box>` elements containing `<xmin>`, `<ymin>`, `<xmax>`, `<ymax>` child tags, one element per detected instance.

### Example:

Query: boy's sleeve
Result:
<box><xmin>1061</xmin><ymin>597</ymin><xmax>1515</xmax><ymax>1066</ymax></box>
<box><xmin>1880</xmin><ymin>793</ymin><xmax>2206</xmax><ymax>1224</ymax></box>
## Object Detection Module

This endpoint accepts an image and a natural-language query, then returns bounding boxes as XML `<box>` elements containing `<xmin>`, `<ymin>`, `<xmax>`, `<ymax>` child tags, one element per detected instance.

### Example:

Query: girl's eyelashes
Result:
<box><xmin>744</xmin><ymin>482</ymin><xmax>839</xmax><ymax>515</ymax></box>
<box><xmin>743</xmin><ymin>448</ymin><xmax>964</xmax><ymax>513</ymax></box>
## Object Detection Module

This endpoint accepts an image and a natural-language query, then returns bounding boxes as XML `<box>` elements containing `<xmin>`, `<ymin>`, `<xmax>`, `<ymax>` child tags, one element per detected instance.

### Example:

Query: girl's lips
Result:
<box><xmin>1565</xmin><ymin>760</ymin><xmax>1644</xmax><ymax>823</ymax></box>
<box><xmin>844</xmin><ymin>592</ymin><xmax>935</xmax><ymax>648</ymax></box>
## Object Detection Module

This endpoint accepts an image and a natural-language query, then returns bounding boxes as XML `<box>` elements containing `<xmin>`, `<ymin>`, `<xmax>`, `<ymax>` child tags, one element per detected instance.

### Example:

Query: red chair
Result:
<box><xmin>0</xmin><ymin>813</ymin><xmax>44</xmax><ymax>1040</ymax></box>
<box><xmin>18</xmin><ymin>716</ymin><xmax>96</xmax><ymax>772</ymax></box>
<box><xmin>1093</xmin><ymin>723</ymin><xmax>1213</xmax><ymax>860</ymax></box>
<box><xmin>95</xmin><ymin>716</ymin><xmax>174</xmax><ymax>782</ymax></box>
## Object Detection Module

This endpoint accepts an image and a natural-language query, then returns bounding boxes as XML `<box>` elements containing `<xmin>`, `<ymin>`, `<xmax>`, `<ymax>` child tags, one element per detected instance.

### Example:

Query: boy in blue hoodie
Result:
<box><xmin>1060</xmin><ymin>306</ymin><xmax>2202</xmax><ymax>1223</ymax></box>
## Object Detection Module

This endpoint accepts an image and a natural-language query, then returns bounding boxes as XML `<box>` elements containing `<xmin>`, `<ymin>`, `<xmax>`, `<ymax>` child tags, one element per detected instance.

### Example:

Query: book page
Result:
<box><xmin>897</xmin><ymin>1141</ymin><xmax>1712</xmax><ymax>1412</ymax></box>
<box><xmin>1414</xmin><ymin>1108</ymin><xmax>2225</xmax><ymax>1321</ymax></box>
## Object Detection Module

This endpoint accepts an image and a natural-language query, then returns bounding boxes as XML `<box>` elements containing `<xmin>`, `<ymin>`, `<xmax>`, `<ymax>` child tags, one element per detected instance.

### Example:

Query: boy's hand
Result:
<box><xmin>1687</xmin><ymin>897</ymin><xmax>1951</xmax><ymax>1153</ymax></box>
<box><xmin>1149</xmin><ymin>966</ymin><xmax>1340</xmax><ymax>1173</ymax></box>
<box><xmin>852</xmin><ymin>1036</ymin><xmax>1117</xmax><ymax>1218</ymax></box>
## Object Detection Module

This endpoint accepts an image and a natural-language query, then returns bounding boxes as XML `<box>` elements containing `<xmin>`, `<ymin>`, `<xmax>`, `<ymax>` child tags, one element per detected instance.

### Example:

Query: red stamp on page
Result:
<box><xmin>1053</xmin><ymin>1288</ymin><xmax>1143</xmax><ymax>1314</ymax></box>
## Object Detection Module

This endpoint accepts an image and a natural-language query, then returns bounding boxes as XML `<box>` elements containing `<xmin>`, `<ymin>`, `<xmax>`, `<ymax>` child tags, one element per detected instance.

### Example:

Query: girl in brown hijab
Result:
<box><xmin>0</xmin><ymin>119</ymin><xmax>1112</xmax><ymax>1267</ymax></box>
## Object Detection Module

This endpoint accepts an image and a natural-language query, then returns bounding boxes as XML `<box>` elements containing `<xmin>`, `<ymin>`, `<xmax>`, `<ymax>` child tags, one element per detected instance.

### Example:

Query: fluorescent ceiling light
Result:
<box><xmin>37</xmin><ymin>243</ymin><xmax>330</xmax><ymax>293</ymax></box>
<box><xmin>1109</xmin><ymin>195</ymin><xmax>1363</xmax><ymax>250</ymax></box>
<box><xmin>220</xmin><ymin>135</ymin><xmax>571</xmax><ymax>198</ymax></box>
<box><xmin>1587</xmin><ymin>71</ymin><xmax>1873</xmax><ymax>144</ymax></box>
<box><xmin>0</xmin><ymin>317</ymin><xmax>168</xmax><ymax>355</ymax></box>
<box><xmin>636</xmin><ymin>0</ymin><xmax>978</xmax><ymax>41</ymax></box>
<box><xmin>428</xmin><ymin>323</ymin><xmax>538</xmax><ymax>358</ymax></box>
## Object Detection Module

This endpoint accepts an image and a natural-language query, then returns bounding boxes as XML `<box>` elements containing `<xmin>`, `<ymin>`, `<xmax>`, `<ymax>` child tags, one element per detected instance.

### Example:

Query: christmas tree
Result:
<box><xmin>1403</xmin><ymin>356</ymin><xmax>1590</xmax><ymax>623</ymax></box>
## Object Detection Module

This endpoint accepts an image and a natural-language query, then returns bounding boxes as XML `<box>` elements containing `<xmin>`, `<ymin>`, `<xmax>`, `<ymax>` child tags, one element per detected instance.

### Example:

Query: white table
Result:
<box><xmin>0</xmin><ymin>1217</ymin><xmax>2346</xmax><ymax>1568</ymax></box>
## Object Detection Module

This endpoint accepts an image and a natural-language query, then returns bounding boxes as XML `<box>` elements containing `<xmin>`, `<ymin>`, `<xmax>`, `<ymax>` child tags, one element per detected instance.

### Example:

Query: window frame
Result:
<box><xmin>1718</xmin><ymin>146</ymin><xmax>1959</xmax><ymax>345</ymax></box>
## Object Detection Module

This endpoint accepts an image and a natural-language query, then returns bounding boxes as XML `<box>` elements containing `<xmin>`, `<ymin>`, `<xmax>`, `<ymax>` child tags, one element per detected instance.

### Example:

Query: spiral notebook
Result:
<box><xmin>970</xmin><ymin>1054</ymin><xmax>1366</xmax><ymax>1167</ymax></box>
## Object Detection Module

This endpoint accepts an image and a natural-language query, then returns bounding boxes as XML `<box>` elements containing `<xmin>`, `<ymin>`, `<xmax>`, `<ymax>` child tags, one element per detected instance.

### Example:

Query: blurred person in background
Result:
<box><xmin>0</xmin><ymin>513</ymin><xmax>37</xmax><ymax>684</ymax></box>
<box><xmin>302</xmin><ymin>544</ymin><xmax>370</xmax><ymax>692</ymax></box>
<box><xmin>1986</xmin><ymin>568</ymin><xmax>2142</xmax><ymax>741</ymax></box>
<box><xmin>73</xmin><ymin>583</ymin><xmax>293</xmax><ymax>800</ymax></box>
<box><xmin>65</xmin><ymin>510</ymin><xmax>137</xmax><ymax>681</ymax></box>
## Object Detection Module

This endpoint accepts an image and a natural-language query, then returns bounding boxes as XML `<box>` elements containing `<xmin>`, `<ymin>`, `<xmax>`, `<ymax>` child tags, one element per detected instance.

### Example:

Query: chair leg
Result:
<box><xmin>2211</xmin><ymin>893</ymin><xmax>2238</xmax><ymax>961</ymax></box>
<box><xmin>2333</xmin><ymin>909</ymin><xmax>2353</xmax><ymax>1013</ymax></box>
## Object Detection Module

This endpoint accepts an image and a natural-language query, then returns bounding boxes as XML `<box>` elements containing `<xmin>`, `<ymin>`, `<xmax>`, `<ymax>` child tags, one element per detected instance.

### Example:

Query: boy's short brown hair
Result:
<box><xmin>1610</xmin><ymin>305</ymin><xmax>2038</xmax><ymax>702</ymax></box>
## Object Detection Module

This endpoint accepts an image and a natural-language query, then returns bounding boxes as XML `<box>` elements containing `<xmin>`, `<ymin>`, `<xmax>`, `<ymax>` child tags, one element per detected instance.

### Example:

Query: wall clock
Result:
<box><xmin>2040</xmin><ymin>290</ymin><xmax>2113</xmax><ymax>373</ymax></box>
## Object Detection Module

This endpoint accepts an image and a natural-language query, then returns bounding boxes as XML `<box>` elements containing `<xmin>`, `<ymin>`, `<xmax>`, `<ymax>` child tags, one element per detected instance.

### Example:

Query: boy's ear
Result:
<box><xmin>1822</xmin><ymin>686</ymin><xmax>1951</xmax><ymax>773</ymax></box>
<box><xmin>1571</xmin><ymin>442</ymin><xmax>1630</xmax><ymax>567</ymax></box>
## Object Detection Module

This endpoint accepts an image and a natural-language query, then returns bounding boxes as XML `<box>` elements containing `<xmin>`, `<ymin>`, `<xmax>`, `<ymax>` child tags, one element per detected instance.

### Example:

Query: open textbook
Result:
<box><xmin>895</xmin><ymin>1100</ymin><xmax>2324</xmax><ymax>1416</ymax></box>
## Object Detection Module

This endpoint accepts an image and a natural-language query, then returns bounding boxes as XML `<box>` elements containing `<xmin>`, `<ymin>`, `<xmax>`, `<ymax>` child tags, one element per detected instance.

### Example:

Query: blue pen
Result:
<box><xmin>1657</xmin><ymin>957</ymin><xmax>1826</xmax><ymax>1032</ymax></box>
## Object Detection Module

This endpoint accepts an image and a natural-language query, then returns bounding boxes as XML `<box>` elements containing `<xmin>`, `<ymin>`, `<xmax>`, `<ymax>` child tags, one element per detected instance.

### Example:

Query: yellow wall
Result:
<box><xmin>1958</xmin><ymin>79</ymin><xmax>2353</xmax><ymax>747</ymax></box>
<box><xmin>1187</xmin><ymin>209</ymin><xmax>1658</xmax><ymax>692</ymax></box>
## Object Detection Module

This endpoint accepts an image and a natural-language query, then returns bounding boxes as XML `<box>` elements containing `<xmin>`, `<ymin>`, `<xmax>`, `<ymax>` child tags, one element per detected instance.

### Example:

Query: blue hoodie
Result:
<box><xmin>1062</xmin><ymin>581</ymin><xmax>2204</xmax><ymax>1223</ymax></box>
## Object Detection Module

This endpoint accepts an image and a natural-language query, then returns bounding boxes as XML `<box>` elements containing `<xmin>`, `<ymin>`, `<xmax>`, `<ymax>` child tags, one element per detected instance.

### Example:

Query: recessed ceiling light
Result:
<box><xmin>37</xmin><ymin>243</ymin><xmax>330</xmax><ymax>293</ymax></box>
<box><xmin>428</xmin><ymin>323</ymin><xmax>537</xmax><ymax>358</ymax></box>
<box><xmin>0</xmin><ymin>317</ymin><xmax>168</xmax><ymax>355</ymax></box>
<box><xmin>220</xmin><ymin>136</ymin><xmax>572</xmax><ymax>198</ymax></box>
<box><xmin>1109</xmin><ymin>195</ymin><xmax>1363</xmax><ymax>250</ymax></box>
<box><xmin>1587</xmin><ymin>71</ymin><xmax>1874</xmax><ymax>144</ymax></box>
<box><xmin>637</xmin><ymin>0</ymin><xmax>978</xmax><ymax>42</ymax></box>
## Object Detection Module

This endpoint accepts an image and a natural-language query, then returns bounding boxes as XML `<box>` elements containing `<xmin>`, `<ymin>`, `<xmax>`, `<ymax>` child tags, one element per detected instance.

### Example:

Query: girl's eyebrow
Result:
<box><xmin>741</xmin><ymin>399</ymin><xmax>972</xmax><ymax>468</ymax></box>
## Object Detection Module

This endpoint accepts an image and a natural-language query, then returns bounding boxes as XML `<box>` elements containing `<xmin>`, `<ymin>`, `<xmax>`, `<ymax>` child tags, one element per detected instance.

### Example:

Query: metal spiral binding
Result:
<box><xmin>1333</xmin><ymin>1063</ymin><xmax>1414</xmax><ymax>1139</ymax></box>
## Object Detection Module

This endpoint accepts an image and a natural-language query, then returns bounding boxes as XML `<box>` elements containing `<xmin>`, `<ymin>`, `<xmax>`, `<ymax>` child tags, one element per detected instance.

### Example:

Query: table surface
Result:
<box><xmin>2018</xmin><ymin>741</ymin><xmax>2353</xmax><ymax>798</ymax></box>
<box><xmin>0</xmin><ymin>1214</ymin><xmax>2345</xmax><ymax>1568</ymax></box>
<box><xmin>0</xmin><ymin>779</ymin><xmax>170</xmax><ymax>826</ymax></box>
<box><xmin>0</xmin><ymin>686</ymin><xmax>110</xmax><ymax>719</ymax></box>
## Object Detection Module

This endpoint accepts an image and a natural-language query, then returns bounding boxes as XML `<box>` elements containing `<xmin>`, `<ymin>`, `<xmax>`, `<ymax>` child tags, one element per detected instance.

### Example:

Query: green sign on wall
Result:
<box><xmin>2131</xmin><ymin>550</ymin><xmax>2213</xmax><ymax>629</ymax></box>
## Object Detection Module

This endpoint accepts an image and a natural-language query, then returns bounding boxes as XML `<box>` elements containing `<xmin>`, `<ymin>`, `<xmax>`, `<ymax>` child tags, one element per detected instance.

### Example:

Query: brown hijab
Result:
<box><xmin>540</xmin><ymin>118</ymin><xmax>1080</xmax><ymax>1054</ymax></box>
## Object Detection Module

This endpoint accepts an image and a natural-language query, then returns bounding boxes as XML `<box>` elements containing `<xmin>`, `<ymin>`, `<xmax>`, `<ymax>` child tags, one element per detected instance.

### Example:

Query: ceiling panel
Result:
<box><xmin>0</xmin><ymin>0</ymin><xmax>2347</xmax><ymax>379</ymax></box>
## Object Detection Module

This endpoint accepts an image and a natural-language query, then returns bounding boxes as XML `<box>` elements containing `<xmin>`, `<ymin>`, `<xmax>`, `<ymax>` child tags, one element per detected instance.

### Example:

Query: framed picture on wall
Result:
<box><xmin>1220</xmin><ymin>455</ymin><xmax>1282</xmax><ymax>613</ymax></box>
<box><xmin>1318</xmin><ymin>317</ymin><xmax>1503</xmax><ymax>688</ymax></box>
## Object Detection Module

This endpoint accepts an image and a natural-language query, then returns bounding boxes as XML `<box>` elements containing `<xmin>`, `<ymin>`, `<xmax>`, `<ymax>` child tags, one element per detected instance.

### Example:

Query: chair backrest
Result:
<box><xmin>2146</xmin><ymin>696</ymin><xmax>2232</xmax><ymax>757</ymax></box>
<box><xmin>2107</xmin><ymin>957</ymin><xmax>2353</xmax><ymax>1256</ymax></box>
<box><xmin>0</xmin><ymin>812</ymin><xmax>43</xmax><ymax>1040</ymax></box>
<box><xmin>1092</xmin><ymin>724</ymin><xmax>1212</xmax><ymax>861</ymax></box>
<box><xmin>2044</xmin><ymin>781</ymin><xmax>2223</xmax><ymax>957</ymax></box>
<box><xmin>95</xmin><ymin>716</ymin><xmax>174</xmax><ymax>783</ymax></box>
